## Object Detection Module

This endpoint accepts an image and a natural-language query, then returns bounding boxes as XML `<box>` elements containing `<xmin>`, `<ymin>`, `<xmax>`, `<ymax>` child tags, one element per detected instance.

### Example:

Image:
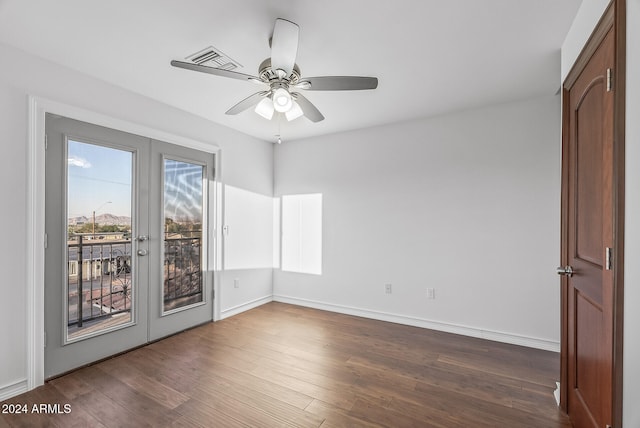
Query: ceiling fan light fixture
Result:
<box><xmin>285</xmin><ymin>101</ymin><xmax>304</xmax><ymax>121</ymax></box>
<box><xmin>255</xmin><ymin>97</ymin><xmax>275</xmax><ymax>120</ymax></box>
<box><xmin>273</xmin><ymin>88</ymin><xmax>293</xmax><ymax>112</ymax></box>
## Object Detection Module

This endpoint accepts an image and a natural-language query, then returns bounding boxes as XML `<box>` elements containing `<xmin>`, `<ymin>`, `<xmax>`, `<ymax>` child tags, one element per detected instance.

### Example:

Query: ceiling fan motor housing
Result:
<box><xmin>258</xmin><ymin>59</ymin><xmax>301</xmax><ymax>85</ymax></box>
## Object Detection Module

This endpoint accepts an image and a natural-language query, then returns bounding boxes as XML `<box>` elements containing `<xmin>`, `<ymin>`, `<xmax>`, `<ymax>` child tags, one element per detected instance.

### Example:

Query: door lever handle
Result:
<box><xmin>556</xmin><ymin>266</ymin><xmax>574</xmax><ymax>277</ymax></box>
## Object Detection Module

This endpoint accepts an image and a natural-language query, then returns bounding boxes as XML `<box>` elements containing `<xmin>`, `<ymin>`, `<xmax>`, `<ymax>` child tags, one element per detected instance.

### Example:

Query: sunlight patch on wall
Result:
<box><xmin>223</xmin><ymin>185</ymin><xmax>274</xmax><ymax>270</ymax></box>
<box><xmin>273</xmin><ymin>198</ymin><xmax>281</xmax><ymax>269</ymax></box>
<box><xmin>281</xmin><ymin>193</ymin><xmax>322</xmax><ymax>275</ymax></box>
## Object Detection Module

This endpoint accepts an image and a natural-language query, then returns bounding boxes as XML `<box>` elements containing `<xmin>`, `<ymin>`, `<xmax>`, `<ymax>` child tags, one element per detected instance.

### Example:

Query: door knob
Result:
<box><xmin>556</xmin><ymin>266</ymin><xmax>574</xmax><ymax>277</ymax></box>
<box><xmin>137</xmin><ymin>249</ymin><xmax>148</xmax><ymax>256</ymax></box>
<box><xmin>136</xmin><ymin>235</ymin><xmax>149</xmax><ymax>242</ymax></box>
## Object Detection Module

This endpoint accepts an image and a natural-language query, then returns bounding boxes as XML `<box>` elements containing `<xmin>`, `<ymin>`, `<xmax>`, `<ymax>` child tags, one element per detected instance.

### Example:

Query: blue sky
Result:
<box><xmin>67</xmin><ymin>141</ymin><xmax>203</xmax><ymax>223</ymax></box>
<box><xmin>67</xmin><ymin>140</ymin><xmax>132</xmax><ymax>218</ymax></box>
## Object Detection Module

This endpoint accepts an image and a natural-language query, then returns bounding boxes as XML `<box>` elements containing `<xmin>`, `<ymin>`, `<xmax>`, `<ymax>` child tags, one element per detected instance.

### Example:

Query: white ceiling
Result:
<box><xmin>0</xmin><ymin>0</ymin><xmax>581</xmax><ymax>142</ymax></box>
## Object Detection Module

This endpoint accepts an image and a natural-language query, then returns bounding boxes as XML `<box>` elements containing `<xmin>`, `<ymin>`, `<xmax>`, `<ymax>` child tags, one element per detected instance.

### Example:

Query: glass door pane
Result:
<box><xmin>163</xmin><ymin>158</ymin><xmax>204</xmax><ymax>313</ymax></box>
<box><xmin>46</xmin><ymin>113</ymin><xmax>150</xmax><ymax>379</ymax></box>
<box><xmin>66</xmin><ymin>140</ymin><xmax>134</xmax><ymax>341</ymax></box>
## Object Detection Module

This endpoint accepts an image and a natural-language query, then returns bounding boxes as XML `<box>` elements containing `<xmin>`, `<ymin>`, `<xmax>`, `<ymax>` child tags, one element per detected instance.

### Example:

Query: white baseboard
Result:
<box><xmin>0</xmin><ymin>379</ymin><xmax>28</xmax><ymax>401</ymax></box>
<box><xmin>220</xmin><ymin>295</ymin><xmax>273</xmax><ymax>320</ymax></box>
<box><xmin>554</xmin><ymin>382</ymin><xmax>561</xmax><ymax>406</ymax></box>
<box><xmin>273</xmin><ymin>295</ymin><xmax>560</xmax><ymax>352</ymax></box>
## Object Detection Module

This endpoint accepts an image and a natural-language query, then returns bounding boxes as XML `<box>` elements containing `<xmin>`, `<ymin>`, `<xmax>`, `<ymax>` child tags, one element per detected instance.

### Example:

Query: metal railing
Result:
<box><xmin>164</xmin><ymin>233</ymin><xmax>202</xmax><ymax>311</ymax></box>
<box><xmin>68</xmin><ymin>234</ymin><xmax>132</xmax><ymax>327</ymax></box>
<box><xmin>67</xmin><ymin>231</ymin><xmax>203</xmax><ymax>327</ymax></box>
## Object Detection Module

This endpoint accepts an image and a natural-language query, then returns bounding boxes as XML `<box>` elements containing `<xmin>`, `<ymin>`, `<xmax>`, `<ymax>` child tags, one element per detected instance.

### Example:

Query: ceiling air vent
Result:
<box><xmin>185</xmin><ymin>46</ymin><xmax>242</xmax><ymax>71</ymax></box>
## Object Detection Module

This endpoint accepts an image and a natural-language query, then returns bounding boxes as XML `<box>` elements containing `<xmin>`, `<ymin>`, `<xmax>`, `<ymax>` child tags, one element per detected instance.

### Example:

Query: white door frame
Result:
<box><xmin>26</xmin><ymin>95</ymin><xmax>221</xmax><ymax>390</ymax></box>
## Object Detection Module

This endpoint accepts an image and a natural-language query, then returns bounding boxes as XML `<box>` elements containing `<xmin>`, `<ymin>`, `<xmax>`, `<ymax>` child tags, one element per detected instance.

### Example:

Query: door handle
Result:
<box><xmin>136</xmin><ymin>235</ymin><xmax>149</xmax><ymax>242</ymax></box>
<box><xmin>556</xmin><ymin>266</ymin><xmax>574</xmax><ymax>277</ymax></box>
<box><xmin>137</xmin><ymin>249</ymin><xmax>148</xmax><ymax>256</ymax></box>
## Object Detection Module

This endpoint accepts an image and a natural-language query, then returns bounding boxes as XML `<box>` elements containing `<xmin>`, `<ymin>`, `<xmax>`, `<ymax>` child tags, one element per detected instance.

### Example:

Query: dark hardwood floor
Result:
<box><xmin>1</xmin><ymin>302</ymin><xmax>571</xmax><ymax>427</ymax></box>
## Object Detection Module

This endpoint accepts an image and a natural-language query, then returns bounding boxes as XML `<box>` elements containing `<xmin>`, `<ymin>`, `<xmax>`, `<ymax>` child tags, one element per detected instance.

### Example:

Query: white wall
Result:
<box><xmin>623</xmin><ymin>1</ymin><xmax>640</xmax><ymax>426</ymax></box>
<box><xmin>0</xmin><ymin>42</ymin><xmax>274</xmax><ymax>399</ymax></box>
<box><xmin>561</xmin><ymin>0</ymin><xmax>639</xmax><ymax>425</ymax></box>
<box><xmin>0</xmin><ymin>46</ymin><xmax>30</xmax><ymax>400</ymax></box>
<box><xmin>274</xmin><ymin>95</ymin><xmax>562</xmax><ymax>350</ymax></box>
<box><xmin>561</xmin><ymin>0</ymin><xmax>611</xmax><ymax>80</ymax></box>
<box><xmin>221</xmin><ymin>184</ymin><xmax>275</xmax><ymax>317</ymax></box>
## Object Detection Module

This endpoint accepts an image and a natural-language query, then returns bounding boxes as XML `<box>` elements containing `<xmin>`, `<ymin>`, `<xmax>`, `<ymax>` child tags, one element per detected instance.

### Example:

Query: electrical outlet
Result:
<box><xmin>427</xmin><ymin>288</ymin><xmax>435</xmax><ymax>299</ymax></box>
<box><xmin>234</xmin><ymin>278</ymin><xmax>240</xmax><ymax>288</ymax></box>
<box><xmin>385</xmin><ymin>283</ymin><xmax>392</xmax><ymax>294</ymax></box>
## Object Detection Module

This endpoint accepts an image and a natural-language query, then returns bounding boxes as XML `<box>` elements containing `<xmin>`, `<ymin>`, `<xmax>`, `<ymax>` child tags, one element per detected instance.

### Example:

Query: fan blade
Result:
<box><xmin>225</xmin><ymin>92</ymin><xmax>269</xmax><ymax>115</ymax></box>
<box><xmin>296</xmin><ymin>76</ymin><xmax>378</xmax><ymax>91</ymax></box>
<box><xmin>171</xmin><ymin>60</ymin><xmax>260</xmax><ymax>82</ymax></box>
<box><xmin>293</xmin><ymin>93</ymin><xmax>324</xmax><ymax>123</ymax></box>
<box><xmin>271</xmin><ymin>18</ymin><xmax>299</xmax><ymax>76</ymax></box>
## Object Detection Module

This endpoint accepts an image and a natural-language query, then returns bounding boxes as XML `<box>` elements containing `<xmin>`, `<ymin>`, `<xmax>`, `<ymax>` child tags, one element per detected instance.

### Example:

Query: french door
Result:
<box><xmin>44</xmin><ymin>114</ymin><xmax>214</xmax><ymax>378</ymax></box>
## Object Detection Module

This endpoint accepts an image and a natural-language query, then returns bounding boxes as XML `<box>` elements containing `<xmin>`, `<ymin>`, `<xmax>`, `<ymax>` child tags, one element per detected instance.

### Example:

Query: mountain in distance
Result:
<box><xmin>68</xmin><ymin>213</ymin><xmax>131</xmax><ymax>226</ymax></box>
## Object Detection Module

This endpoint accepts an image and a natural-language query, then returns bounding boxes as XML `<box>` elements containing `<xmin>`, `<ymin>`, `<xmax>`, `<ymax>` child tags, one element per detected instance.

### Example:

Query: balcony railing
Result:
<box><xmin>164</xmin><ymin>232</ymin><xmax>203</xmax><ymax>312</ymax></box>
<box><xmin>68</xmin><ymin>231</ymin><xmax>203</xmax><ymax>331</ymax></box>
<box><xmin>67</xmin><ymin>234</ymin><xmax>133</xmax><ymax>328</ymax></box>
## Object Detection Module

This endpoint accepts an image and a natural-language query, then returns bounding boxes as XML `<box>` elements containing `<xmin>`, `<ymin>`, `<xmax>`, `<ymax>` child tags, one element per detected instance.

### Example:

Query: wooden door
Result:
<box><xmin>560</xmin><ymin>17</ymin><xmax>615</xmax><ymax>428</ymax></box>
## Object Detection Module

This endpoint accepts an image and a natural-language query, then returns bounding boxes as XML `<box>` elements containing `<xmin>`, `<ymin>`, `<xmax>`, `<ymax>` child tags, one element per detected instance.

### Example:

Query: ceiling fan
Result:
<box><xmin>171</xmin><ymin>18</ymin><xmax>378</xmax><ymax>123</ymax></box>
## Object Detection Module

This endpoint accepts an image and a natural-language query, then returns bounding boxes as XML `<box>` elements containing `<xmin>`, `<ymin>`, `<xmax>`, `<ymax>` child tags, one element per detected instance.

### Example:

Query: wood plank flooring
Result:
<box><xmin>1</xmin><ymin>302</ymin><xmax>572</xmax><ymax>427</ymax></box>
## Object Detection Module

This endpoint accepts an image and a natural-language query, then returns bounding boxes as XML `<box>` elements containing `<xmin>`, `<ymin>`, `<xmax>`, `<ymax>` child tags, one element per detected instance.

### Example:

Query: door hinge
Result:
<box><xmin>44</xmin><ymin>331</ymin><xmax>47</xmax><ymax>347</ymax></box>
<box><xmin>45</xmin><ymin>134</ymin><xmax>48</xmax><ymax>150</ymax></box>
<box><xmin>607</xmin><ymin>68</ymin><xmax>613</xmax><ymax>92</ymax></box>
<box><xmin>606</xmin><ymin>247</ymin><xmax>613</xmax><ymax>270</ymax></box>
<box><xmin>44</xmin><ymin>233</ymin><xmax>48</xmax><ymax>249</ymax></box>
